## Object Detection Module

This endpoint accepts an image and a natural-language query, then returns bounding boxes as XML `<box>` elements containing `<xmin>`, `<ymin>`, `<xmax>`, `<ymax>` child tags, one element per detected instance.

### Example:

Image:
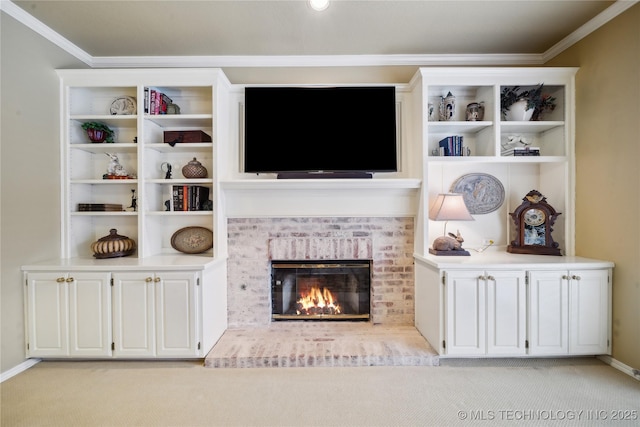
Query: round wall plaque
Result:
<box><xmin>450</xmin><ymin>173</ymin><xmax>505</xmax><ymax>214</ymax></box>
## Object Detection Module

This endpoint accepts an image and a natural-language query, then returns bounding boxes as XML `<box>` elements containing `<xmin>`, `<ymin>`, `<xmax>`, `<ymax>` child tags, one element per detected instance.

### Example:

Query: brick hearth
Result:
<box><xmin>204</xmin><ymin>322</ymin><xmax>439</xmax><ymax>368</ymax></box>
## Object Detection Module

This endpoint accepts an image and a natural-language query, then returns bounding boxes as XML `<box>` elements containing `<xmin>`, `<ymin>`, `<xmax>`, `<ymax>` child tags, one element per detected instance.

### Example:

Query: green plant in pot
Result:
<box><xmin>81</xmin><ymin>121</ymin><xmax>114</xmax><ymax>143</ymax></box>
<box><xmin>501</xmin><ymin>84</ymin><xmax>556</xmax><ymax>121</ymax></box>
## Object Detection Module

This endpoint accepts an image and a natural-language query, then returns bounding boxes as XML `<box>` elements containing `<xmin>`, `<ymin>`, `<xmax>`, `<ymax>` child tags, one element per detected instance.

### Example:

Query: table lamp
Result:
<box><xmin>428</xmin><ymin>193</ymin><xmax>474</xmax><ymax>256</ymax></box>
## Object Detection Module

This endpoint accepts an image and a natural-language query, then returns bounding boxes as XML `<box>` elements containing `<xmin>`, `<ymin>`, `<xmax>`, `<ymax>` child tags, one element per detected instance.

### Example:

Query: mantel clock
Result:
<box><xmin>507</xmin><ymin>190</ymin><xmax>562</xmax><ymax>256</ymax></box>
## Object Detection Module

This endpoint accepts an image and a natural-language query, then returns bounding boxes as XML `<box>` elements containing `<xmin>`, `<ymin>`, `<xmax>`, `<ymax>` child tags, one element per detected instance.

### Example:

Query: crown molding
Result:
<box><xmin>90</xmin><ymin>53</ymin><xmax>544</xmax><ymax>69</ymax></box>
<box><xmin>3</xmin><ymin>0</ymin><xmax>636</xmax><ymax>70</ymax></box>
<box><xmin>542</xmin><ymin>0</ymin><xmax>639</xmax><ymax>62</ymax></box>
<box><xmin>0</xmin><ymin>0</ymin><xmax>92</xmax><ymax>65</ymax></box>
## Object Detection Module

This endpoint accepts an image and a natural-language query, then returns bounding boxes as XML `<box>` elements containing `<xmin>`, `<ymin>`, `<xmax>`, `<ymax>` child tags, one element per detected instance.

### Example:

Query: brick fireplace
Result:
<box><xmin>226</xmin><ymin>217</ymin><xmax>415</xmax><ymax>327</ymax></box>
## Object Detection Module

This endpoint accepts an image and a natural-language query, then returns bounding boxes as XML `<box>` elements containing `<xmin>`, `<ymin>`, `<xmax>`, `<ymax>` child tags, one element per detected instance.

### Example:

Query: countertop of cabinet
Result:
<box><xmin>414</xmin><ymin>250</ymin><xmax>614</xmax><ymax>270</ymax></box>
<box><xmin>22</xmin><ymin>255</ymin><xmax>227</xmax><ymax>271</ymax></box>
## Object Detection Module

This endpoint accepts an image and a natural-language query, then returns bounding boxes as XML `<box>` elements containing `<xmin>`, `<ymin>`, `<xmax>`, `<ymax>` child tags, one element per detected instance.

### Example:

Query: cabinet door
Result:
<box><xmin>112</xmin><ymin>272</ymin><xmax>156</xmax><ymax>357</ymax></box>
<box><xmin>486</xmin><ymin>270</ymin><xmax>527</xmax><ymax>355</ymax></box>
<box><xmin>155</xmin><ymin>271</ymin><xmax>199</xmax><ymax>357</ymax></box>
<box><xmin>68</xmin><ymin>272</ymin><xmax>112</xmax><ymax>357</ymax></box>
<box><xmin>444</xmin><ymin>270</ymin><xmax>486</xmax><ymax>355</ymax></box>
<box><xmin>569</xmin><ymin>269</ymin><xmax>610</xmax><ymax>355</ymax></box>
<box><xmin>528</xmin><ymin>271</ymin><xmax>569</xmax><ymax>355</ymax></box>
<box><xmin>25</xmin><ymin>273</ymin><xmax>69</xmax><ymax>357</ymax></box>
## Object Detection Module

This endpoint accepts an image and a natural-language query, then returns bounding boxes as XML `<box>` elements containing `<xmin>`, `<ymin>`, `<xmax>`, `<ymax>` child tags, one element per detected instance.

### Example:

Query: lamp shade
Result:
<box><xmin>428</xmin><ymin>193</ymin><xmax>474</xmax><ymax>221</ymax></box>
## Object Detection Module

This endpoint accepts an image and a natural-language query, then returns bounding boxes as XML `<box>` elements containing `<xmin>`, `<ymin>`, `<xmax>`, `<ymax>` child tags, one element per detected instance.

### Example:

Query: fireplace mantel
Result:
<box><xmin>221</xmin><ymin>178</ymin><xmax>421</xmax><ymax>217</ymax></box>
<box><xmin>220</xmin><ymin>178</ymin><xmax>420</xmax><ymax>190</ymax></box>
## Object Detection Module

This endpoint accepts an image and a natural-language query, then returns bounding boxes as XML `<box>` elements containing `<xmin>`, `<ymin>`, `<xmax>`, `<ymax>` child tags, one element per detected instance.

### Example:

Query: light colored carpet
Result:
<box><xmin>2</xmin><ymin>358</ymin><xmax>639</xmax><ymax>426</ymax></box>
<box><xmin>204</xmin><ymin>323</ymin><xmax>439</xmax><ymax>368</ymax></box>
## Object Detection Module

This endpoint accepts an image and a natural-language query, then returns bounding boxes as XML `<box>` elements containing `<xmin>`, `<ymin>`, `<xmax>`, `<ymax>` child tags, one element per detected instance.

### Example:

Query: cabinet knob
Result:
<box><xmin>562</xmin><ymin>275</ymin><xmax>570</xmax><ymax>280</ymax></box>
<box><xmin>572</xmin><ymin>275</ymin><xmax>581</xmax><ymax>281</ymax></box>
<box><xmin>56</xmin><ymin>277</ymin><xmax>65</xmax><ymax>283</ymax></box>
<box><xmin>487</xmin><ymin>275</ymin><xmax>495</xmax><ymax>281</ymax></box>
<box><xmin>154</xmin><ymin>277</ymin><xmax>161</xmax><ymax>283</ymax></box>
<box><xmin>145</xmin><ymin>277</ymin><xmax>153</xmax><ymax>283</ymax></box>
<box><xmin>478</xmin><ymin>275</ymin><xmax>486</xmax><ymax>280</ymax></box>
<box><xmin>66</xmin><ymin>277</ymin><xmax>74</xmax><ymax>283</ymax></box>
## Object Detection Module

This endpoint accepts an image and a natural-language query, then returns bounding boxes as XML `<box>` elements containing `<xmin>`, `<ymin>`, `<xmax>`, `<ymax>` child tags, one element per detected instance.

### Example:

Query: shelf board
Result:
<box><xmin>69</xmin><ymin>143</ymin><xmax>138</xmax><ymax>154</ymax></box>
<box><xmin>70</xmin><ymin>211</ymin><xmax>137</xmax><ymax>216</ymax></box>
<box><xmin>146</xmin><ymin>211</ymin><xmax>214</xmax><ymax>216</ymax></box>
<box><xmin>144</xmin><ymin>114</ymin><xmax>213</xmax><ymax>128</ymax></box>
<box><xmin>71</xmin><ymin>179</ymin><xmax>138</xmax><ymax>184</ymax></box>
<box><xmin>70</xmin><ymin>115</ymin><xmax>137</xmax><ymax>128</ymax></box>
<box><xmin>500</xmin><ymin>121</ymin><xmax>564</xmax><ymax>133</ymax></box>
<box><xmin>144</xmin><ymin>143</ymin><xmax>213</xmax><ymax>154</ymax></box>
<box><xmin>426</xmin><ymin>156</ymin><xmax>566</xmax><ymax>163</ymax></box>
<box><xmin>427</xmin><ymin>121</ymin><xmax>493</xmax><ymax>134</ymax></box>
<box><xmin>146</xmin><ymin>178</ymin><xmax>212</xmax><ymax>184</ymax></box>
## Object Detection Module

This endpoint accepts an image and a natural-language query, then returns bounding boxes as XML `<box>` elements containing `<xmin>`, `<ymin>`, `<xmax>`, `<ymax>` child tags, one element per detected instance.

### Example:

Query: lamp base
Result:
<box><xmin>429</xmin><ymin>248</ymin><xmax>471</xmax><ymax>256</ymax></box>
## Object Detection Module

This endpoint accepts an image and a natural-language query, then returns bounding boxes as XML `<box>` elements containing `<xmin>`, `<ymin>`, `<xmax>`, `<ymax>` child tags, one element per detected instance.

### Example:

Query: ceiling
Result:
<box><xmin>5</xmin><ymin>1</ymin><xmax>635</xmax><ymax>83</ymax></box>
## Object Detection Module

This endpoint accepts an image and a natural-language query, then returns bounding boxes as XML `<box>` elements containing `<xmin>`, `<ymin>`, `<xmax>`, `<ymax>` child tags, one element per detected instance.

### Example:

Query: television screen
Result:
<box><xmin>244</xmin><ymin>86</ymin><xmax>398</xmax><ymax>177</ymax></box>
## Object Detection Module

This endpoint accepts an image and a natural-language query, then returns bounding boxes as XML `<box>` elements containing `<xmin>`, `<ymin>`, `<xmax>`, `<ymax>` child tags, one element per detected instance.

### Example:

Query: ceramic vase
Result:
<box><xmin>504</xmin><ymin>99</ymin><xmax>534</xmax><ymax>121</ymax></box>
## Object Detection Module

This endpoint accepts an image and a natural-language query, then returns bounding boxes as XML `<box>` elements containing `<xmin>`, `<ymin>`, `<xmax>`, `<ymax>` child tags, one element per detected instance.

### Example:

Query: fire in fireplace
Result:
<box><xmin>271</xmin><ymin>260</ymin><xmax>371</xmax><ymax>321</ymax></box>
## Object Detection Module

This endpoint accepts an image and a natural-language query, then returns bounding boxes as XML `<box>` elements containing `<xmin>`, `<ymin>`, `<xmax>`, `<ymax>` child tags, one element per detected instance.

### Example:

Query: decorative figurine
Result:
<box><xmin>439</xmin><ymin>91</ymin><xmax>456</xmax><ymax>121</ymax></box>
<box><xmin>161</xmin><ymin>162</ymin><xmax>173</xmax><ymax>179</ymax></box>
<box><xmin>105</xmin><ymin>153</ymin><xmax>128</xmax><ymax>177</ymax></box>
<box><xmin>126</xmin><ymin>189</ymin><xmax>137</xmax><ymax>212</ymax></box>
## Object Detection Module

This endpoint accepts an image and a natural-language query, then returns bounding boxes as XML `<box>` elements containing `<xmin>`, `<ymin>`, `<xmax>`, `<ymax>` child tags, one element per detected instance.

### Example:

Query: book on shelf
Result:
<box><xmin>171</xmin><ymin>185</ymin><xmax>211</xmax><ymax>211</ymax></box>
<box><xmin>438</xmin><ymin>135</ymin><xmax>468</xmax><ymax>156</ymax></box>
<box><xmin>502</xmin><ymin>146</ymin><xmax>541</xmax><ymax>156</ymax></box>
<box><xmin>77</xmin><ymin>203</ymin><xmax>123</xmax><ymax>212</ymax></box>
<box><xmin>144</xmin><ymin>87</ymin><xmax>173</xmax><ymax>115</ymax></box>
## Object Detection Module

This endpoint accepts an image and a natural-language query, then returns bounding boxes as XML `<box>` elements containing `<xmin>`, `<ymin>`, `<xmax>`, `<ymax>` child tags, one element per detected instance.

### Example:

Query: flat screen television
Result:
<box><xmin>244</xmin><ymin>86</ymin><xmax>398</xmax><ymax>178</ymax></box>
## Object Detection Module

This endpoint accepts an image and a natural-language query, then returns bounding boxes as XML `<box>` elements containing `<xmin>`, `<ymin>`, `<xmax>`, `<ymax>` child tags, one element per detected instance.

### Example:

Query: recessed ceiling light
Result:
<box><xmin>309</xmin><ymin>0</ymin><xmax>330</xmax><ymax>12</ymax></box>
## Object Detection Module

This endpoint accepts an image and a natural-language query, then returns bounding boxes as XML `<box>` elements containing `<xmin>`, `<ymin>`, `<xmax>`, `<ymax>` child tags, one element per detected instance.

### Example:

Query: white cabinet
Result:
<box><xmin>112</xmin><ymin>271</ymin><xmax>200</xmax><ymax>358</ymax></box>
<box><xmin>24</xmin><ymin>262</ymin><xmax>227</xmax><ymax>360</ymax></box>
<box><xmin>529</xmin><ymin>269</ymin><xmax>611</xmax><ymax>356</ymax></box>
<box><xmin>444</xmin><ymin>269</ymin><xmax>526</xmax><ymax>356</ymax></box>
<box><xmin>25</xmin><ymin>272</ymin><xmax>111</xmax><ymax>358</ymax></box>
<box><xmin>415</xmin><ymin>256</ymin><xmax>613</xmax><ymax>358</ymax></box>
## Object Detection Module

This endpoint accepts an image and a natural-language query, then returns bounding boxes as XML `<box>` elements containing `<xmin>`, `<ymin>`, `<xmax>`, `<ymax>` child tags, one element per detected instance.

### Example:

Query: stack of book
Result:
<box><xmin>144</xmin><ymin>87</ymin><xmax>173</xmax><ymax>115</ymax></box>
<box><xmin>502</xmin><ymin>147</ymin><xmax>541</xmax><ymax>156</ymax></box>
<box><xmin>78</xmin><ymin>203</ymin><xmax>123</xmax><ymax>212</ymax></box>
<box><xmin>438</xmin><ymin>135</ymin><xmax>468</xmax><ymax>156</ymax></box>
<box><xmin>171</xmin><ymin>185</ymin><xmax>211</xmax><ymax>211</ymax></box>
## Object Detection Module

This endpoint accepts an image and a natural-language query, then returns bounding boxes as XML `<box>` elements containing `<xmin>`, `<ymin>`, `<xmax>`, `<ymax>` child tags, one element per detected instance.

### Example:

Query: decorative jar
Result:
<box><xmin>182</xmin><ymin>157</ymin><xmax>208</xmax><ymax>178</ymax></box>
<box><xmin>504</xmin><ymin>99</ymin><xmax>534</xmax><ymax>121</ymax></box>
<box><xmin>91</xmin><ymin>228</ymin><xmax>136</xmax><ymax>259</ymax></box>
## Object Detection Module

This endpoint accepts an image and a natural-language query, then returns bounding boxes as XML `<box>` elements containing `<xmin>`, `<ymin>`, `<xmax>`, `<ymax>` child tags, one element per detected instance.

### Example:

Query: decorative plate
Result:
<box><xmin>450</xmin><ymin>173</ymin><xmax>505</xmax><ymax>214</ymax></box>
<box><xmin>171</xmin><ymin>226</ymin><xmax>213</xmax><ymax>254</ymax></box>
<box><xmin>110</xmin><ymin>96</ymin><xmax>137</xmax><ymax>115</ymax></box>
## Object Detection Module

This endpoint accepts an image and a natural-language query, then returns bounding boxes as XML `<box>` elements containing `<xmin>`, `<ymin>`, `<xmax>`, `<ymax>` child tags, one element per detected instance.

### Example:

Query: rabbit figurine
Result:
<box><xmin>432</xmin><ymin>230</ymin><xmax>464</xmax><ymax>251</ymax></box>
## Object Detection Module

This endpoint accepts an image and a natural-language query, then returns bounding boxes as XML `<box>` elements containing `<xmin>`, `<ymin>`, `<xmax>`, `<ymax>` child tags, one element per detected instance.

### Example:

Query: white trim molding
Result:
<box><xmin>90</xmin><ymin>53</ymin><xmax>544</xmax><ymax>69</ymax></box>
<box><xmin>598</xmin><ymin>355</ymin><xmax>640</xmax><ymax>381</ymax></box>
<box><xmin>543</xmin><ymin>0</ymin><xmax>640</xmax><ymax>62</ymax></box>
<box><xmin>0</xmin><ymin>0</ymin><xmax>92</xmax><ymax>65</ymax></box>
<box><xmin>0</xmin><ymin>358</ymin><xmax>41</xmax><ymax>383</ymax></box>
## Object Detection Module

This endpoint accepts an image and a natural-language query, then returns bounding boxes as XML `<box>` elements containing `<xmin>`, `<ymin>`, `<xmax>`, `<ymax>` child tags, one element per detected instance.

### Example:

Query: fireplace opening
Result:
<box><xmin>271</xmin><ymin>260</ymin><xmax>371</xmax><ymax>321</ymax></box>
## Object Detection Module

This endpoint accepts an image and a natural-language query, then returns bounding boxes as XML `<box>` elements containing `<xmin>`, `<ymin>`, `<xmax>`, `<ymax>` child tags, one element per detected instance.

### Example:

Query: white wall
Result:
<box><xmin>0</xmin><ymin>12</ymin><xmax>87</xmax><ymax>373</ymax></box>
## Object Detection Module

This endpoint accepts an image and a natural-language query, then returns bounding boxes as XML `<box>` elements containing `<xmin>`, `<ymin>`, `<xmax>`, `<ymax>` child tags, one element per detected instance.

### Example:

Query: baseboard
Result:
<box><xmin>0</xmin><ymin>358</ymin><xmax>41</xmax><ymax>383</ymax></box>
<box><xmin>597</xmin><ymin>355</ymin><xmax>640</xmax><ymax>381</ymax></box>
